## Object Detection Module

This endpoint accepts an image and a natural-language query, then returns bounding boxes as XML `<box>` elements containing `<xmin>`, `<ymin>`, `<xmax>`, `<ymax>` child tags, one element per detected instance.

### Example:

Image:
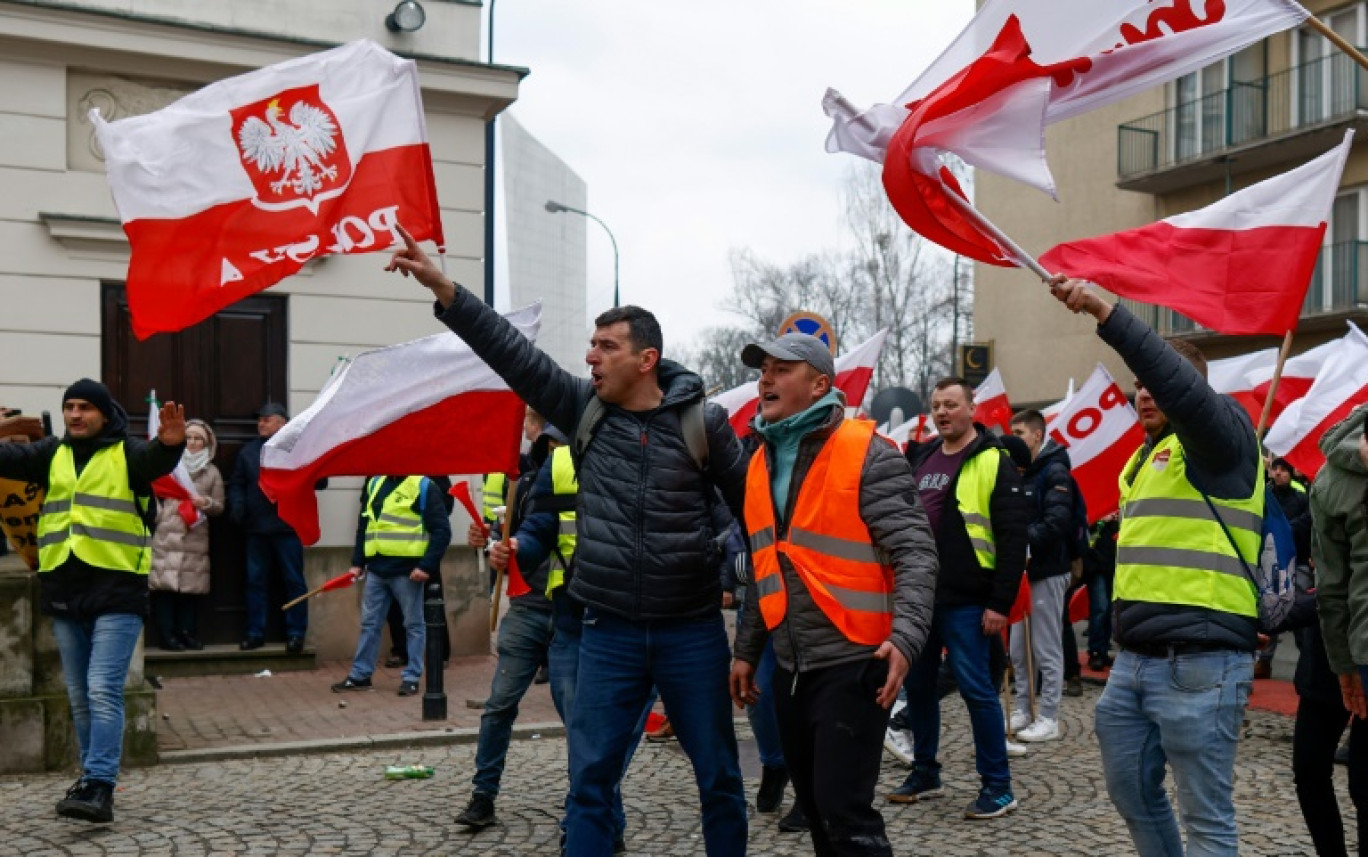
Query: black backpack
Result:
<box><xmin>1035</xmin><ymin>467</ymin><xmax>1090</xmax><ymax>578</ymax></box>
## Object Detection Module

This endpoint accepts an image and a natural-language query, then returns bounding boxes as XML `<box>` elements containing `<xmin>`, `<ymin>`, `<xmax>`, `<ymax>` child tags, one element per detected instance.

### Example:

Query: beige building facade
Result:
<box><xmin>976</xmin><ymin>0</ymin><xmax>1368</xmax><ymax>407</ymax></box>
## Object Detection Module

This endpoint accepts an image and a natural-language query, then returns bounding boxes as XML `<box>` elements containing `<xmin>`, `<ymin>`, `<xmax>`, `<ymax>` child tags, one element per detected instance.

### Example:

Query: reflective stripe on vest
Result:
<box><xmin>955</xmin><ymin>449</ymin><xmax>1004</xmax><ymax>569</ymax></box>
<box><xmin>37</xmin><ymin>442</ymin><xmax>150</xmax><ymax>575</ymax></box>
<box><xmin>545</xmin><ymin>445</ymin><xmax>578</xmax><ymax>597</ymax></box>
<box><xmin>1114</xmin><ymin>434</ymin><xmax>1262</xmax><ymax>619</ymax></box>
<box><xmin>363</xmin><ymin>476</ymin><xmax>430</xmax><ymax>559</ymax></box>
<box><xmin>743</xmin><ymin>419</ymin><xmax>893</xmax><ymax>646</ymax></box>
<box><xmin>483</xmin><ymin>473</ymin><xmax>507</xmax><ymax>524</ymax></box>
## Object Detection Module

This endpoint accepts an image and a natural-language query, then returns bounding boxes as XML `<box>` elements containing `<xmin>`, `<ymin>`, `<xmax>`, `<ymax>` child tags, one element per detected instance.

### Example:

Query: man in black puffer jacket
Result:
<box><xmin>387</xmin><ymin>226</ymin><xmax>750</xmax><ymax>857</ymax></box>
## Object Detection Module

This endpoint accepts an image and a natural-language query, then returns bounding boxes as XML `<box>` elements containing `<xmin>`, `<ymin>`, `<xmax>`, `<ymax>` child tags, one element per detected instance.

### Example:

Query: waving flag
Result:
<box><xmin>712</xmin><ymin>329</ymin><xmax>888</xmax><ymax>439</ymax></box>
<box><xmin>1045</xmin><ymin>364</ymin><xmax>1144</xmax><ymax>523</ymax></box>
<box><xmin>1042</xmin><ymin>378</ymin><xmax>1075</xmax><ymax>427</ymax></box>
<box><xmin>886</xmin><ymin>413</ymin><xmax>938</xmax><ymax>449</ymax></box>
<box><xmin>1265</xmin><ymin>323</ymin><xmax>1368</xmax><ymax>478</ymax></box>
<box><xmin>1041</xmin><ymin>132</ymin><xmax>1352</xmax><ymax>336</ymax></box>
<box><xmin>1245</xmin><ymin>337</ymin><xmax>1341</xmax><ymax>427</ymax></box>
<box><xmin>259</xmin><ymin>304</ymin><xmax>540</xmax><ymax>544</ymax></box>
<box><xmin>972</xmin><ymin>368</ymin><xmax>1013</xmax><ymax>432</ymax></box>
<box><xmin>148</xmin><ymin>391</ymin><xmax>202</xmax><ymax>528</ymax></box>
<box><xmin>94</xmin><ymin>40</ymin><xmax>444</xmax><ymax>339</ymax></box>
<box><xmin>1208</xmin><ymin>347</ymin><xmax>1280</xmax><ymax>425</ymax></box>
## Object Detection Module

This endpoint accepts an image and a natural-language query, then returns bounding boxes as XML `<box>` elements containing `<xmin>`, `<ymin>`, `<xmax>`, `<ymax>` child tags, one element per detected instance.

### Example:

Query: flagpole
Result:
<box><xmin>1256</xmin><ymin>330</ymin><xmax>1296</xmax><ymax>438</ymax></box>
<box><xmin>940</xmin><ymin>190</ymin><xmax>1055</xmax><ymax>281</ymax></box>
<box><xmin>1308</xmin><ymin>17</ymin><xmax>1368</xmax><ymax>72</ymax></box>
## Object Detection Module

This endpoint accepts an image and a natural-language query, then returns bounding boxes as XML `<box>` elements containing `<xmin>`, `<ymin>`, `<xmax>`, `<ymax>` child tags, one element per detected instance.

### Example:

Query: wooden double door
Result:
<box><xmin>101</xmin><ymin>284</ymin><xmax>289</xmax><ymax>646</ymax></box>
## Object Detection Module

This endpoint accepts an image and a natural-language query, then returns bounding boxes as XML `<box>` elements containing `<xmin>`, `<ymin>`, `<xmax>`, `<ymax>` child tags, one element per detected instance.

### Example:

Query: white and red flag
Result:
<box><xmin>712</xmin><ymin>329</ymin><xmax>888</xmax><ymax>439</ymax></box>
<box><xmin>93</xmin><ymin>40</ymin><xmax>444</xmax><ymax>339</ymax></box>
<box><xmin>885</xmin><ymin>413</ymin><xmax>938</xmax><ymax>450</ymax></box>
<box><xmin>1042</xmin><ymin>378</ymin><xmax>1075</xmax><ymax>427</ymax></box>
<box><xmin>1045</xmin><ymin>364</ymin><xmax>1145</xmax><ymax>523</ymax></box>
<box><xmin>1208</xmin><ymin>347</ymin><xmax>1280</xmax><ymax>425</ymax></box>
<box><xmin>1041</xmin><ymin>131</ymin><xmax>1352</xmax><ymax>336</ymax></box>
<box><xmin>1264</xmin><ymin>323</ymin><xmax>1368</xmax><ymax>478</ymax></box>
<box><xmin>259</xmin><ymin>305</ymin><xmax>540</xmax><ymax>545</ymax></box>
<box><xmin>1244</xmin><ymin>337</ymin><xmax>1341</xmax><ymax>427</ymax></box>
<box><xmin>972</xmin><ymin>368</ymin><xmax>1013</xmax><ymax>432</ymax></box>
<box><xmin>148</xmin><ymin>391</ymin><xmax>203</xmax><ymax>528</ymax></box>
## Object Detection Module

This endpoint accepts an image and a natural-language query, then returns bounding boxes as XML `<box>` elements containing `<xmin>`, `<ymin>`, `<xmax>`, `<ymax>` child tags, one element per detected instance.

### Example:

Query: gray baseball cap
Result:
<box><xmin>740</xmin><ymin>333</ymin><xmax>836</xmax><ymax>380</ymax></box>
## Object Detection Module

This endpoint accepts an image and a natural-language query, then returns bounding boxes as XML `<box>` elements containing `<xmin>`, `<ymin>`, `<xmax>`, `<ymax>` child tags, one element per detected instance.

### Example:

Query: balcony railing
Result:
<box><xmin>1118</xmin><ymin>51</ymin><xmax>1368</xmax><ymax>179</ymax></box>
<box><xmin>1304</xmin><ymin>240</ymin><xmax>1368</xmax><ymax>316</ymax></box>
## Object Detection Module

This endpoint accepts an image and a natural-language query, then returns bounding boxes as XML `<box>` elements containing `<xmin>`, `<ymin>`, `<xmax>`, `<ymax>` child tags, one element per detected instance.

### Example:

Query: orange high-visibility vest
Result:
<box><xmin>744</xmin><ymin>419</ymin><xmax>893</xmax><ymax>646</ymax></box>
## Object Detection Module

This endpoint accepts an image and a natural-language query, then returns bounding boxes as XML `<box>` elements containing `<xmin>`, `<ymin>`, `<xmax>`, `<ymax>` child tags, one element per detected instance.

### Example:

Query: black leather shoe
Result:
<box><xmin>286</xmin><ymin>636</ymin><xmax>305</xmax><ymax>655</ymax></box>
<box><xmin>239</xmin><ymin>637</ymin><xmax>264</xmax><ymax>651</ymax></box>
<box><xmin>777</xmin><ymin>801</ymin><xmax>809</xmax><ymax>833</ymax></box>
<box><xmin>56</xmin><ymin>778</ymin><xmax>113</xmax><ymax>823</ymax></box>
<box><xmin>756</xmin><ymin>765</ymin><xmax>788</xmax><ymax>813</ymax></box>
<box><xmin>179</xmin><ymin>633</ymin><xmax>204</xmax><ymax>651</ymax></box>
<box><xmin>454</xmin><ymin>793</ymin><xmax>496</xmax><ymax>828</ymax></box>
<box><xmin>161</xmin><ymin>638</ymin><xmax>185</xmax><ymax>652</ymax></box>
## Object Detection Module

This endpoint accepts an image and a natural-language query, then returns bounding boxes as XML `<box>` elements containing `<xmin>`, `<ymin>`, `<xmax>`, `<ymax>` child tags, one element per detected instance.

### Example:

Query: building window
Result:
<box><xmin>1294</xmin><ymin>4</ymin><xmax>1368</xmax><ymax>125</ymax></box>
<box><xmin>1170</xmin><ymin>43</ymin><xmax>1266</xmax><ymax>163</ymax></box>
<box><xmin>1305</xmin><ymin>187</ymin><xmax>1368</xmax><ymax>314</ymax></box>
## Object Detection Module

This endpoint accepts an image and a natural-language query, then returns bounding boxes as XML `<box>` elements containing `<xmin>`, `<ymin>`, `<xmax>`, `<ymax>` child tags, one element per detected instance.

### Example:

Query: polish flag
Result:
<box><xmin>1264</xmin><ymin>323</ymin><xmax>1368</xmax><ymax>479</ymax></box>
<box><xmin>1042</xmin><ymin>378</ymin><xmax>1075</xmax><ymax>427</ymax></box>
<box><xmin>1045</xmin><ymin>364</ymin><xmax>1144</xmax><ymax>523</ymax></box>
<box><xmin>93</xmin><ymin>40</ymin><xmax>444</xmax><ymax>339</ymax></box>
<box><xmin>886</xmin><ymin>413</ymin><xmax>938</xmax><ymax>450</ymax></box>
<box><xmin>1208</xmin><ymin>348</ymin><xmax>1280</xmax><ymax>425</ymax></box>
<box><xmin>147</xmin><ymin>391</ymin><xmax>202</xmax><ymax>528</ymax></box>
<box><xmin>973</xmin><ymin>368</ymin><xmax>1013</xmax><ymax>432</ymax></box>
<box><xmin>1041</xmin><ymin>132</ymin><xmax>1352</xmax><ymax>336</ymax></box>
<box><xmin>712</xmin><ymin>330</ymin><xmax>888</xmax><ymax>439</ymax></box>
<box><xmin>827</xmin><ymin>0</ymin><xmax>1307</xmax><ymax>199</ymax></box>
<box><xmin>259</xmin><ymin>305</ymin><xmax>540</xmax><ymax>545</ymax></box>
<box><xmin>1245</xmin><ymin>337</ymin><xmax>1341</xmax><ymax>427</ymax></box>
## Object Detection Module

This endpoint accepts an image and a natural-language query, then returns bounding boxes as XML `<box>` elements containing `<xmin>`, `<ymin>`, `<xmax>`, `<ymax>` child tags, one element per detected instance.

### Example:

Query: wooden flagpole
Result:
<box><xmin>941</xmin><ymin>190</ymin><xmax>1055</xmax><ymax>281</ymax></box>
<box><xmin>1256</xmin><ymin>330</ymin><xmax>1297</xmax><ymax>438</ymax></box>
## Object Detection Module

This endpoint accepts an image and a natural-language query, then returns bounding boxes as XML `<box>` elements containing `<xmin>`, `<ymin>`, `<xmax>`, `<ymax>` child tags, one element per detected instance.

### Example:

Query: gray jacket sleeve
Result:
<box><xmin>860</xmin><ymin>437</ymin><xmax>938</xmax><ymax>664</ymax></box>
<box><xmin>1097</xmin><ymin>303</ymin><xmax>1259</xmax><ymax>499</ymax></box>
<box><xmin>436</xmin><ymin>289</ymin><xmax>593</xmax><ymax>439</ymax></box>
<box><xmin>1312</xmin><ymin>480</ymin><xmax>1357</xmax><ymax>674</ymax></box>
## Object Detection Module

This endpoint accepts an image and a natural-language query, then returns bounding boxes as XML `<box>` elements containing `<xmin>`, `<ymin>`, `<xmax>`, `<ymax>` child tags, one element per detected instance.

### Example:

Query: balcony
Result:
<box><xmin>1117</xmin><ymin>51</ymin><xmax>1368</xmax><ymax>194</ymax></box>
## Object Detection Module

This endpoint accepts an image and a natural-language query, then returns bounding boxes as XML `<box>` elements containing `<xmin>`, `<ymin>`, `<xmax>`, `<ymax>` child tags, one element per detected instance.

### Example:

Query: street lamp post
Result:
<box><xmin>545</xmin><ymin>200</ymin><xmax>620</xmax><ymax>308</ymax></box>
<box><xmin>483</xmin><ymin>0</ymin><xmax>498</xmax><ymax>307</ymax></box>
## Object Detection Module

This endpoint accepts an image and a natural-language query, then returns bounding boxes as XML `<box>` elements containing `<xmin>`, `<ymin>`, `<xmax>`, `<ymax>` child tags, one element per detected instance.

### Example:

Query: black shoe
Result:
<box><xmin>454</xmin><ymin>793</ymin><xmax>496</xmax><ymax>828</ymax></box>
<box><xmin>239</xmin><ymin>637</ymin><xmax>264</xmax><ymax>651</ymax></box>
<box><xmin>384</xmin><ymin>655</ymin><xmax>407</xmax><ymax>669</ymax></box>
<box><xmin>397</xmin><ymin>680</ymin><xmax>419</xmax><ymax>697</ymax></box>
<box><xmin>331</xmin><ymin>677</ymin><xmax>372</xmax><ymax>693</ymax></box>
<box><xmin>534</xmin><ymin>664</ymin><xmax>551</xmax><ymax>685</ymax></box>
<box><xmin>756</xmin><ymin>765</ymin><xmax>788</xmax><ymax>813</ymax></box>
<box><xmin>778</xmin><ymin>801</ymin><xmax>808</xmax><ymax>833</ymax></box>
<box><xmin>286</xmin><ymin>636</ymin><xmax>305</xmax><ymax>655</ymax></box>
<box><xmin>1065</xmin><ymin>676</ymin><xmax>1084</xmax><ymax>697</ymax></box>
<box><xmin>161</xmin><ymin>638</ymin><xmax>185</xmax><ymax>652</ymax></box>
<box><xmin>56</xmin><ymin>778</ymin><xmax>113</xmax><ymax>823</ymax></box>
<box><xmin>178</xmin><ymin>633</ymin><xmax>204</xmax><ymax>651</ymax></box>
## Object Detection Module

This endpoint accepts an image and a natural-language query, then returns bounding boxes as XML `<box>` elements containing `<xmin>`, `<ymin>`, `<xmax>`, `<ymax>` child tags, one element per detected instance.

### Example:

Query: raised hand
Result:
<box><xmin>157</xmin><ymin>402</ymin><xmax>187</xmax><ymax>446</ymax></box>
<box><xmin>385</xmin><ymin>223</ymin><xmax>457</xmax><ymax>308</ymax></box>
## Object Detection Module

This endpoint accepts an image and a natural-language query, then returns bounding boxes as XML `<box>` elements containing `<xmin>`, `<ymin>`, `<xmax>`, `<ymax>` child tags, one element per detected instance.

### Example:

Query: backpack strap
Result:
<box><xmin>572</xmin><ymin>397</ymin><xmax>606</xmax><ymax>470</ymax></box>
<box><xmin>572</xmin><ymin>396</ymin><xmax>709</xmax><ymax>472</ymax></box>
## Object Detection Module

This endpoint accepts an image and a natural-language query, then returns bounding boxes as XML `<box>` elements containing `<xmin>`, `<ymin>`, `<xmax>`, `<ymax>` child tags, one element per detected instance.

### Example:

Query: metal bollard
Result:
<box><xmin>422</xmin><ymin>581</ymin><xmax>447</xmax><ymax>721</ymax></box>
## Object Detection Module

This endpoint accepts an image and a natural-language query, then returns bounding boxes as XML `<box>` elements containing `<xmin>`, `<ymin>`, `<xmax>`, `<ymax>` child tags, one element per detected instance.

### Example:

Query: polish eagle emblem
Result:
<box><xmin>231</xmin><ymin>85</ymin><xmax>352</xmax><ymax>213</ymax></box>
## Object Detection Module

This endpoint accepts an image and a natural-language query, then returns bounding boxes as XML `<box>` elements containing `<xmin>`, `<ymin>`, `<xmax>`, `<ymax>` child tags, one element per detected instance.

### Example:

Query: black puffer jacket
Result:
<box><xmin>436</xmin><ymin>291</ymin><xmax>748</xmax><ymax>621</ymax></box>
<box><xmin>906</xmin><ymin>427</ymin><xmax>1028</xmax><ymax>617</ymax></box>
<box><xmin>0</xmin><ymin>401</ymin><xmax>184</xmax><ymax>619</ymax></box>
<box><xmin>733</xmin><ymin>406</ymin><xmax>939</xmax><ymax>673</ymax></box>
<box><xmin>1022</xmin><ymin>442</ymin><xmax>1074</xmax><ymax>583</ymax></box>
<box><xmin>229</xmin><ymin>436</ymin><xmax>294</xmax><ymax>536</ymax></box>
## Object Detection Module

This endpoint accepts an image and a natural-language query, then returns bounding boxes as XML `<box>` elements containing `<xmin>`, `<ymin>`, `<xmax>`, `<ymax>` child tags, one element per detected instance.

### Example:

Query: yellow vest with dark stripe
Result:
<box><xmin>37</xmin><ymin>443</ymin><xmax>151</xmax><ymax>575</ymax></box>
<box><xmin>545</xmin><ymin>445</ymin><xmax>578</xmax><ymax>597</ymax></box>
<box><xmin>956</xmin><ymin>448</ymin><xmax>1004</xmax><ymax>569</ymax></box>
<box><xmin>483</xmin><ymin>473</ymin><xmax>507</xmax><ymax>524</ymax></box>
<box><xmin>363</xmin><ymin>476</ymin><xmax>430</xmax><ymax>558</ymax></box>
<box><xmin>1115</xmin><ymin>434</ymin><xmax>1262</xmax><ymax>620</ymax></box>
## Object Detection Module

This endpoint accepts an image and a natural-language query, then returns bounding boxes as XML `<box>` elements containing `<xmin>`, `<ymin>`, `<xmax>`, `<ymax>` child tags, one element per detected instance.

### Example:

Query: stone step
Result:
<box><xmin>145</xmin><ymin>644</ymin><xmax>316</xmax><ymax>678</ymax></box>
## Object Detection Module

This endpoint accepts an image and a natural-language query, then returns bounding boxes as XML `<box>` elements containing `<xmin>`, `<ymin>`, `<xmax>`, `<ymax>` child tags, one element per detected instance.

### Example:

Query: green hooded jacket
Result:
<box><xmin>1311</xmin><ymin>403</ymin><xmax>1368</xmax><ymax>675</ymax></box>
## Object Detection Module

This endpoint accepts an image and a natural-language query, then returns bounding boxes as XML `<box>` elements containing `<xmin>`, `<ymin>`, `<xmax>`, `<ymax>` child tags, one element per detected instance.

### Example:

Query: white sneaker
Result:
<box><xmin>1007</xmin><ymin>710</ymin><xmax>1031</xmax><ymax>733</ymax></box>
<box><xmin>1017</xmin><ymin>717</ymin><xmax>1061</xmax><ymax>743</ymax></box>
<box><xmin>1005</xmin><ymin>739</ymin><xmax>1029</xmax><ymax>758</ymax></box>
<box><xmin>884</xmin><ymin>699</ymin><xmax>915</xmax><ymax>766</ymax></box>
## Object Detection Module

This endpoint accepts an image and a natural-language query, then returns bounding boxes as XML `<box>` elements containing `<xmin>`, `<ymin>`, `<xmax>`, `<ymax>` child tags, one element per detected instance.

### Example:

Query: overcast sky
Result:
<box><xmin>493</xmin><ymin>0</ymin><xmax>974</xmax><ymax>355</ymax></box>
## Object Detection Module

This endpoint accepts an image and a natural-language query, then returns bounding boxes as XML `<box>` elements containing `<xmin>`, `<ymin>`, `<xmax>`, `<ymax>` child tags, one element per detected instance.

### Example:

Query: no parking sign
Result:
<box><xmin>777</xmin><ymin>312</ymin><xmax>837</xmax><ymax>355</ymax></box>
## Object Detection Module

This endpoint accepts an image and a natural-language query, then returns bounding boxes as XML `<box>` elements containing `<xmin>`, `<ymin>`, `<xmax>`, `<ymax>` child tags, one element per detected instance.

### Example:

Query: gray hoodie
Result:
<box><xmin>1312</xmin><ymin>404</ymin><xmax>1368</xmax><ymax>674</ymax></box>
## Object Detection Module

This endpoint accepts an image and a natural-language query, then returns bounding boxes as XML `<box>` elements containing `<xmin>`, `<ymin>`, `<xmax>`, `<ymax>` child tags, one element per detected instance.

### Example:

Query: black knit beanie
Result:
<box><xmin>63</xmin><ymin>378</ymin><xmax>115</xmax><ymax>419</ymax></box>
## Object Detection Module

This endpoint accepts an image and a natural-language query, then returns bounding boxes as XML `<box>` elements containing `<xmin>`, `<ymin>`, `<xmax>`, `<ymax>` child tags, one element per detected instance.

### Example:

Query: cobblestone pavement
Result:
<box><xmin>1</xmin><ymin>682</ymin><xmax>1352</xmax><ymax>856</ymax></box>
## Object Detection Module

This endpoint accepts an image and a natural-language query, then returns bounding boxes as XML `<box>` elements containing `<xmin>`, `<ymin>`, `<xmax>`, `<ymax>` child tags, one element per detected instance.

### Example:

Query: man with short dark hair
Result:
<box><xmin>387</xmin><ymin>226</ymin><xmax>750</xmax><ymax>856</ymax></box>
<box><xmin>893</xmin><ymin>377</ymin><xmax>1028</xmax><ymax>819</ymax></box>
<box><xmin>1260</xmin><ymin>456</ymin><xmax>1312</xmax><ymax>679</ymax></box>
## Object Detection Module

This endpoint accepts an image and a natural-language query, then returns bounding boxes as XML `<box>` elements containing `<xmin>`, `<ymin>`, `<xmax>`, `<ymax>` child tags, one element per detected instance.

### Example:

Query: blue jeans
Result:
<box><xmin>1088</xmin><ymin>574</ymin><xmax>1113</xmax><ymax>656</ymax></box>
<box><xmin>348</xmin><ymin>573</ymin><xmax>426</xmax><ymax>684</ymax></box>
<box><xmin>902</xmin><ymin>604</ymin><xmax>1011</xmax><ymax>791</ymax></box>
<box><xmin>472</xmin><ymin>600</ymin><xmax>560</xmax><ymax>798</ymax></box>
<box><xmin>565</xmin><ymin>609</ymin><xmax>746</xmax><ymax>857</ymax></box>
<box><xmin>1096</xmin><ymin>649</ymin><xmax>1254</xmax><ymax>857</ymax></box>
<box><xmin>244</xmin><ymin>532</ymin><xmax>307</xmax><ymax>639</ymax></box>
<box><xmin>748</xmin><ymin>639</ymin><xmax>785</xmax><ymax>769</ymax></box>
<box><xmin>51</xmin><ymin>613</ymin><xmax>144</xmax><ymax>784</ymax></box>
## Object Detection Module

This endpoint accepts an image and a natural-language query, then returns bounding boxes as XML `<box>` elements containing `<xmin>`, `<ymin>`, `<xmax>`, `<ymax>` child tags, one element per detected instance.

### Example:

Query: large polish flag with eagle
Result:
<box><xmin>259</xmin><ymin>305</ymin><xmax>540</xmax><ymax>545</ymax></box>
<box><xmin>93</xmin><ymin>40</ymin><xmax>444</xmax><ymax>339</ymax></box>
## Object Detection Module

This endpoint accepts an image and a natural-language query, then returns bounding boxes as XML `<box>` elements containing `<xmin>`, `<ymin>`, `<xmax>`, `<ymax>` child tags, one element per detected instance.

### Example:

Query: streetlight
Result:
<box><xmin>546</xmin><ymin>200</ymin><xmax>620</xmax><ymax>308</ymax></box>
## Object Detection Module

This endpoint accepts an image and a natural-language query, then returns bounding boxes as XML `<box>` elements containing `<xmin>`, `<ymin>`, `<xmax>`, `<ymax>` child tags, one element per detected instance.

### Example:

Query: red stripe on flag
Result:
<box><xmin>1282</xmin><ymin>382</ymin><xmax>1368</xmax><ymax>479</ymax></box>
<box><xmin>1073</xmin><ymin>423</ymin><xmax>1145</xmax><ymax>524</ymax></box>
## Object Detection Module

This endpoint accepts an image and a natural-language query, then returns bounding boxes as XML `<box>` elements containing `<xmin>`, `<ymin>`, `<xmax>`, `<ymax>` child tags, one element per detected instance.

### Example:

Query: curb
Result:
<box><xmin>159</xmin><ymin>720</ymin><xmax>567</xmax><ymax>765</ymax></box>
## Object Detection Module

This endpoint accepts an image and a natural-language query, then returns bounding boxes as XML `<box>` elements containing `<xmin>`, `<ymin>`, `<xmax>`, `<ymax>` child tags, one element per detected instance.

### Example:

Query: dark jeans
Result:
<box><xmin>151</xmin><ymin>590</ymin><xmax>199</xmax><ymax>644</ymax></box>
<box><xmin>775</xmin><ymin>660</ymin><xmax>893</xmax><ymax>857</ymax></box>
<box><xmin>565</xmin><ymin>608</ymin><xmax>745</xmax><ymax>857</ymax></box>
<box><xmin>1087</xmin><ymin>572</ymin><xmax>1113</xmax><ymax>657</ymax></box>
<box><xmin>244</xmin><ymin>532</ymin><xmax>307</xmax><ymax>640</ymax></box>
<box><xmin>748</xmin><ymin>639</ymin><xmax>785</xmax><ymax>769</ymax></box>
<box><xmin>1293</xmin><ymin>696</ymin><xmax>1368</xmax><ymax>857</ymax></box>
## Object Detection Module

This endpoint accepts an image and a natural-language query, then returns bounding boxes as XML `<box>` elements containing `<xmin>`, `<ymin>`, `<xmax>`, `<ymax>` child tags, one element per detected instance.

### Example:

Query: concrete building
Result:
<box><xmin>975</xmin><ymin>0</ymin><xmax>1368</xmax><ymax>407</ymax></box>
<box><xmin>0</xmin><ymin>0</ymin><xmax>523</xmax><ymax>772</ymax></box>
<box><xmin>501</xmin><ymin>112</ymin><xmax>589</xmax><ymax>373</ymax></box>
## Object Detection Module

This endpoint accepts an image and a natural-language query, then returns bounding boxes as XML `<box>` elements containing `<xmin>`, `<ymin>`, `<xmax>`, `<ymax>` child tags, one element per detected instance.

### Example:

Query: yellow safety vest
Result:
<box><xmin>545</xmin><ymin>445</ymin><xmax>578</xmax><ymax>597</ymax></box>
<box><xmin>37</xmin><ymin>443</ymin><xmax>150</xmax><ymax>575</ymax></box>
<box><xmin>483</xmin><ymin>473</ymin><xmax>507</xmax><ymax>525</ymax></box>
<box><xmin>1115</xmin><ymin>434</ymin><xmax>1262</xmax><ymax>619</ymax></box>
<box><xmin>956</xmin><ymin>448</ymin><xmax>1005</xmax><ymax>569</ymax></box>
<box><xmin>362</xmin><ymin>476</ymin><xmax>430</xmax><ymax>559</ymax></box>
